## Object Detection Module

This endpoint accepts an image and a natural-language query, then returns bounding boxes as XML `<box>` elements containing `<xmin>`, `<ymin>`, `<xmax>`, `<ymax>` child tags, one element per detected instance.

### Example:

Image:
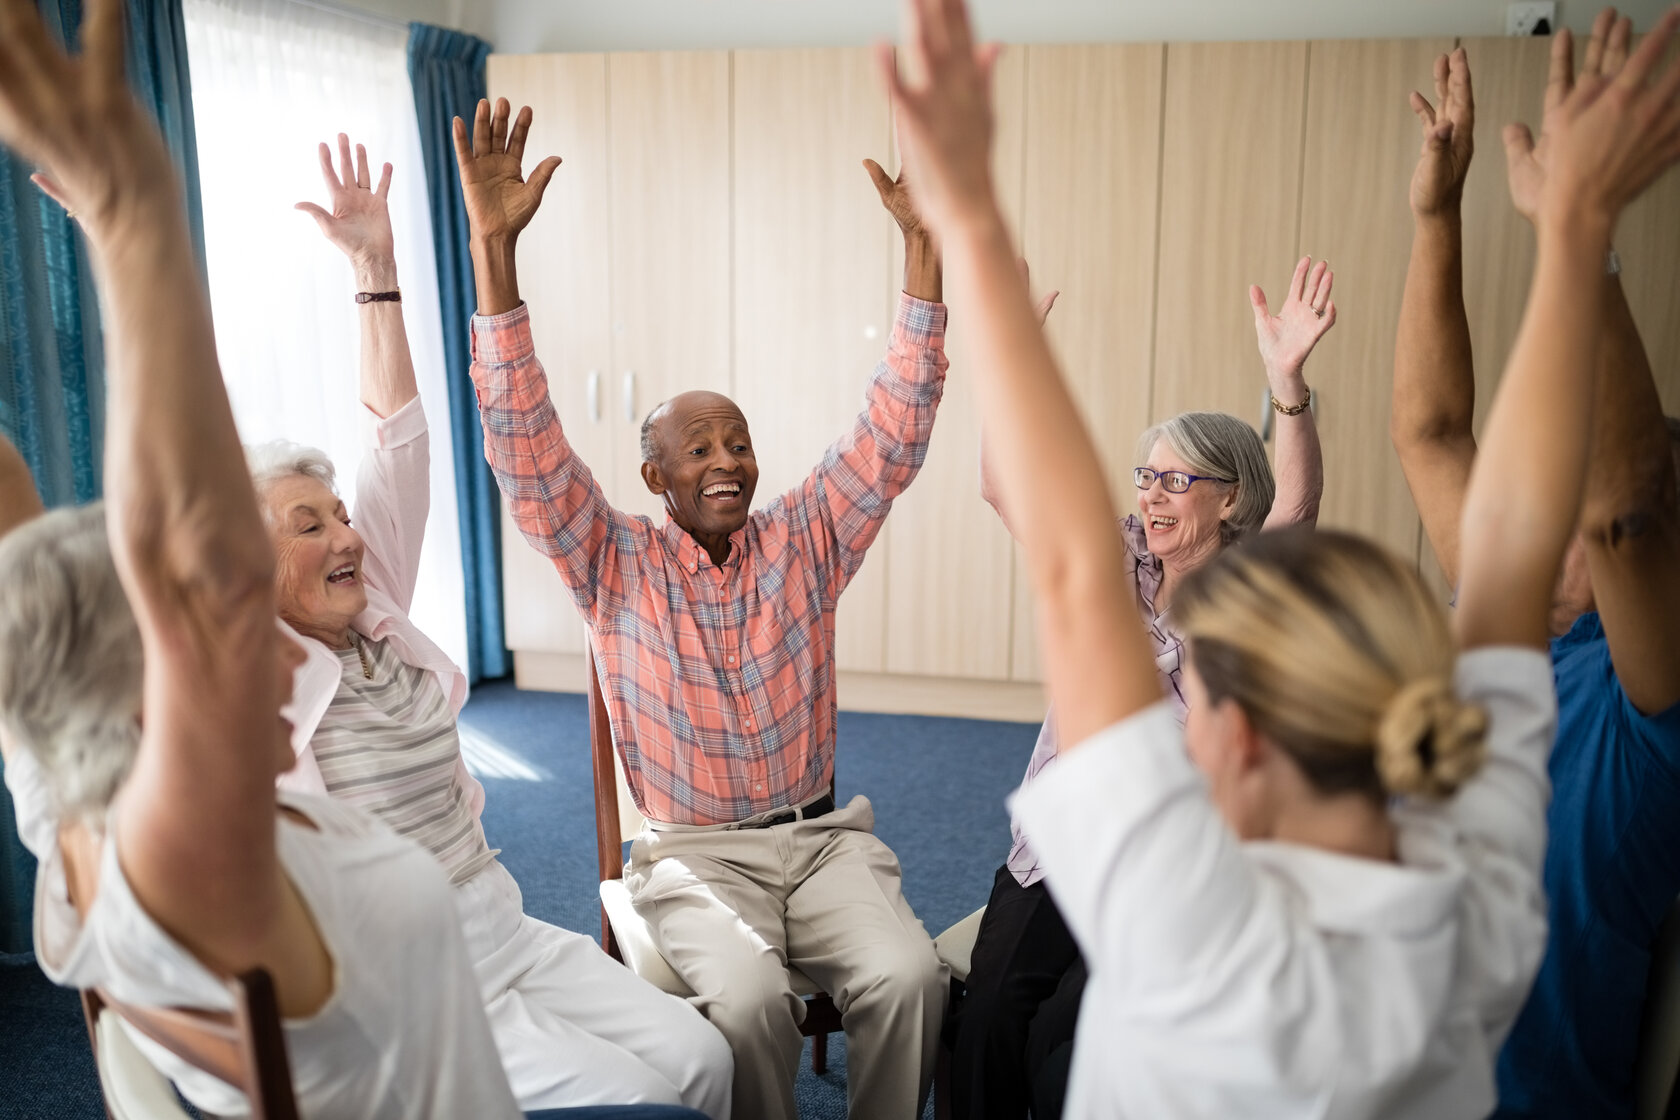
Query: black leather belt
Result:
<box><xmin>743</xmin><ymin>793</ymin><xmax>835</xmax><ymax>829</ymax></box>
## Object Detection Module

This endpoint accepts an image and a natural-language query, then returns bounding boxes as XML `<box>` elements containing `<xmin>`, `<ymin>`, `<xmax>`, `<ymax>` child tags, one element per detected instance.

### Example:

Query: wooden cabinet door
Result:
<box><xmin>607</xmin><ymin>51</ymin><xmax>734</xmax><ymax>523</ymax></box>
<box><xmin>488</xmin><ymin>52</ymin><xmax>612</xmax><ymax>657</ymax></box>
<box><xmin>1297</xmin><ymin>39</ymin><xmax>1453</xmax><ymax>564</ymax></box>
<box><xmin>883</xmin><ymin>46</ymin><xmax>1029</xmax><ymax>681</ymax></box>
<box><xmin>731</xmin><ymin>47</ymin><xmax>897</xmax><ymax>672</ymax></box>
<box><xmin>1153</xmin><ymin>42</ymin><xmax>1310</xmax><ymax>428</ymax></box>
<box><xmin>1010</xmin><ymin>43</ymin><xmax>1165</xmax><ymax>684</ymax></box>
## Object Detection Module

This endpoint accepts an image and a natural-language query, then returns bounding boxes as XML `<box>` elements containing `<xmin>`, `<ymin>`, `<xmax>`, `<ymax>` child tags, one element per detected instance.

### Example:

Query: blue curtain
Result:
<box><xmin>0</xmin><ymin>0</ymin><xmax>205</xmax><ymax>958</ymax></box>
<box><xmin>407</xmin><ymin>23</ymin><xmax>510</xmax><ymax>684</ymax></box>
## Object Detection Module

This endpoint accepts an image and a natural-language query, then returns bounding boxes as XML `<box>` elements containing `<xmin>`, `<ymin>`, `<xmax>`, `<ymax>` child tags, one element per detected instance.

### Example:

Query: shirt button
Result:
<box><xmin>727</xmin><ymin>655</ymin><xmax>736</xmax><ymax>664</ymax></box>
<box><xmin>755</xmin><ymin>783</ymin><xmax>763</xmax><ymax>792</ymax></box>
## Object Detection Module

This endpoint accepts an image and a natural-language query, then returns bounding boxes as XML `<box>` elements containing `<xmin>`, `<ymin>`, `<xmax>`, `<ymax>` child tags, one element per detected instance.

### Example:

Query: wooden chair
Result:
<box><xmin>79</xmin><ymin>967</ymin><xmax>299</xmax><ymax>1120</ymax></box>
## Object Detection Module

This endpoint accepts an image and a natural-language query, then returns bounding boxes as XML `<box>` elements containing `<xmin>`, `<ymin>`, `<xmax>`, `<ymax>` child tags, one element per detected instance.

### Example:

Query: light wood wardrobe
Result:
<box><xmin>487</xmin><ymin>37</ymin><xmax>1680</xmax><ymax>721</ymax></box>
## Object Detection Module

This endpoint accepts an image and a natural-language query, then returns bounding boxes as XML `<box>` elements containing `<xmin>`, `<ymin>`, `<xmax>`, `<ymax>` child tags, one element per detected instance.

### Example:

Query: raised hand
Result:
<box><xmin>863</xmin><ymin>158</ymin><xmax>929</xmax><ymax>240</ymax></box>
<box><xmin>1250</xmin><ymin>256</ymin><xmax>1336</xmax><ymax>382</ymax></box>
<box><xmin>452</xmin><ymin>97</ymin><xmax>561</xmax><ymax>246</ymax></box>
<box><xmin>1522</xmin><ymin>6</ymin><xmax>1680</xmax><ymax>229</ymax></box>
<box><xmin>1503</xmin><ymin>9</ymin><xmax>1643</xmax><ymax>225</ymax></box>
<box><xmin>296</xmin><ymin>134</ymin><xmax>396</xmax><ymax>276</ymax></box>
<box><xmin>0</xmin><ymin>0</ymin><xmax>176</xmax><ymax>240</ymax></box>
<box><xmin>873</xmin><ymin>0</ymin><xmax>1003</xmax><ymax>236</ymax></box>
<box><xmin>1409</xmin><ymin>48</ymin><xmax>1476</xmax><ymax>217</ymax></box>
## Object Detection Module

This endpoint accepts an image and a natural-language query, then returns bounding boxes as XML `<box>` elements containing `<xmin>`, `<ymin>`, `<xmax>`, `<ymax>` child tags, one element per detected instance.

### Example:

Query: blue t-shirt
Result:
<box><xmin>1495</xmin><ymin>612</ymin><xmax>1680</xmax><ymax>1118</ymax></box>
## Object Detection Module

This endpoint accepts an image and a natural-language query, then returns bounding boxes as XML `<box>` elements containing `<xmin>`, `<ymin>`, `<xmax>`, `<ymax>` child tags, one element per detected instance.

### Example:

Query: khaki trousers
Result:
<box><xmin>625</xmin><ymin>795</ymin><xmax>949</xmax><ymax>1120</ymax></box>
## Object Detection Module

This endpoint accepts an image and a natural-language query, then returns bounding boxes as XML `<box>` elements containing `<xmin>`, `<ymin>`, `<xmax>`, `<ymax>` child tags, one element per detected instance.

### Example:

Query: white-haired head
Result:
<box><xmin>245</xmin><ymin>440</ymin><xmax>337</xmax><ymax>519</ymax></box>
<box><xmin>0</xmin><ymin>503</ymin><xmax>142</xmax><ymax>824</ymax></box>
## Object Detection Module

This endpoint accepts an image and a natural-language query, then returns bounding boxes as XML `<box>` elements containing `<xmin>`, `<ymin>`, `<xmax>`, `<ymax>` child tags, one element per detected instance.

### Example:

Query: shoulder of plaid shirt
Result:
<box><xmin>469</xmin><ymin>292</ymin><xmax>949</xmax><ymax>825</ymax></box>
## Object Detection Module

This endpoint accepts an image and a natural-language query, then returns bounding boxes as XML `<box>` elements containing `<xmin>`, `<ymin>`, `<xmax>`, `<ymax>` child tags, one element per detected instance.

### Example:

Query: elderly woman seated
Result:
<box><xmin>250</xmin><ymin>136</ymin><xmax>730</xmax><ymax>1117</ymax></box>
<box><xmin>954</xmin><ymin>258</ymin><xmax>1336</xmax><ymax>1120</ymax></box>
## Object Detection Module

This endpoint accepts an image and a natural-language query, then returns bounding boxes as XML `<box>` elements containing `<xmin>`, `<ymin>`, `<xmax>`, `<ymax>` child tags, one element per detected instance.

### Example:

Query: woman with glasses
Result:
<box><xmin>954</xmin><ymin>264</ymin><xmax>1336</xmax><ymax>1120</ymax></box>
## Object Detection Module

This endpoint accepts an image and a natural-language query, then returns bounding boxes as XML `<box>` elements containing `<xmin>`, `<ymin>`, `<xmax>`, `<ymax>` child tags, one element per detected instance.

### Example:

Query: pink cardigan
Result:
<box><xmin>276</xmin><ymin>398</ymin><xmax>486</xmax><ymax>824</ymax></box>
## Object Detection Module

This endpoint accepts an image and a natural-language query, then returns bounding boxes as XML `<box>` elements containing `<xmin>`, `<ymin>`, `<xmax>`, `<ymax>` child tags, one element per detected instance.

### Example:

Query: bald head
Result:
<box><xmin>641</xmin><ymin>391</ymin><xmax>748</xmax><ymax>464</ymax></box>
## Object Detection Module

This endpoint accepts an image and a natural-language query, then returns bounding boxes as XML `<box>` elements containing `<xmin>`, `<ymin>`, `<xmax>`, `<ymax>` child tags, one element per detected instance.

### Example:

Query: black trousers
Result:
<box><xmin>948</xmin><ymin>863</ymin><xmax>1087</xmax><ymax>1120</ymax></box>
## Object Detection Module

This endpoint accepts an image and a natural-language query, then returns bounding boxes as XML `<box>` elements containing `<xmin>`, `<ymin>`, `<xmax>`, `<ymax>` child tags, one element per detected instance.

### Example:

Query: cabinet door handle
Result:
<box><xmin>587</xmin><ymin>370</ymin><xmax>601</xmax><ymax>423</ymax></box>
<box><xmin>622</xmin><ymin>370</ymin><xmax>636</xmax><ymax>424</ymax></box>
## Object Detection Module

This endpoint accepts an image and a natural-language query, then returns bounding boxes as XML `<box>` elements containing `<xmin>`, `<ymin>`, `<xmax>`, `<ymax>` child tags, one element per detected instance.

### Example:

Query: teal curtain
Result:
<box><xmin>0</xmin><ymin>0</ymin><xmax>205</xmax><ymax>958</ymax></box>
<box><xmin>407</xmin><ymin>23</ymin><xmax>510</xmax><ymax>684</ymax></box>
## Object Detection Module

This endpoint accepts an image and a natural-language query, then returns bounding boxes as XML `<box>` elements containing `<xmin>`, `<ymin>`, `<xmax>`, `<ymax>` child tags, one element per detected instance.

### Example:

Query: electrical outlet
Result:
<box><xmin>1507</xmin><ymin>1</ymin><xmax>1557</xmax><ymax>35</ymax></box>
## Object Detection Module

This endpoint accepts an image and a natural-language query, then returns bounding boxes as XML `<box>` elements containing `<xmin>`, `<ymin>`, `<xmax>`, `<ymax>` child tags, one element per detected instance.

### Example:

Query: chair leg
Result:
<box><xmin>811</xmin><ymin>1030</ymin><xmax>828</xmax><ymax>1075</ymax></box>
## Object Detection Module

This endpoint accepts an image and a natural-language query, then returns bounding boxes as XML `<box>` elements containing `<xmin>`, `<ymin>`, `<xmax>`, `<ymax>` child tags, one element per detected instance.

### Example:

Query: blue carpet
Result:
<box><xmin>0</xmin><ymin>682</ymin><xmax>1039</xmax><ymax>1119</ymax></box>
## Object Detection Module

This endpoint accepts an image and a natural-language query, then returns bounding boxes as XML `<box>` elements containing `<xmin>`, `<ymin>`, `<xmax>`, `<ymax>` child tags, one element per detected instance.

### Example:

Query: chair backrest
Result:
<box><xmin>1637</xmin><ymin>894</ymin><xmax>1680</xmax><ymax>1120</ymax></box>
<box><xmin>80</xmin><ymin>968</ymin><xmax>300</xmax><ymax>1120</ymax></box>
<box><xmin>587</xmin><ymin>640</ymin><xmax>645</xmax><ymax>881</ymax></box>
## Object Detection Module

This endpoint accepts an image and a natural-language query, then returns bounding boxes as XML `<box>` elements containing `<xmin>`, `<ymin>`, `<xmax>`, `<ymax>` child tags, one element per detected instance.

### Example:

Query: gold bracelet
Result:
<box><xmin>1271</xmin><ymin>387</ymin><xmax>1311</xmax><ymax>416</ymax></box>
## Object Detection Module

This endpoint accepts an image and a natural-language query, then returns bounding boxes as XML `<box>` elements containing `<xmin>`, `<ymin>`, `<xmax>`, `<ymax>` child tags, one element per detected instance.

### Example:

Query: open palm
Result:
<box><xmin>1409</xmin><ymin>49</ymin><xmax>1475</xmax><ymax>217</ymax></box>
<box><xmin>1251</xmin><ymin>256</ymin><xmax>1336</xmax><ymax>378</ymax></box>
<box><xmin>452</xmin><ymin>98</ymin><xmax>560</xmax><ymax>243</ymax></box>
<box><xmin>296</xmin><ymin>134</ymin><xmax>394</xmax><ymax>264</ymax></box>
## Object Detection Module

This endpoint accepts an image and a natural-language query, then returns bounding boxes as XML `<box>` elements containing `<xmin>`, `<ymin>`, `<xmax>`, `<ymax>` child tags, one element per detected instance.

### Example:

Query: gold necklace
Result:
<box><xmin>352</xmin><ymin>633</ymin><xmax>373</xmax><ymax>680</ymax></box>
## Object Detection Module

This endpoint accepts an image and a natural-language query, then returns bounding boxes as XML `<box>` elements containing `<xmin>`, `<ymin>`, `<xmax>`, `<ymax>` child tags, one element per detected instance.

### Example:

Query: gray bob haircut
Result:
<box><xmin>245</xmin><ymin>440</ymin><xmax>337</xmax><ymax>508</ymax></box>
<box><xmin>0</xmin><ymin>503</ymin><xmax>143</xmax><ymax>824</ymax></box>
<box><xmin>1136</xmin><ymin>411</ymin><xmax>1275</xmax><ymax>545</ymax></box>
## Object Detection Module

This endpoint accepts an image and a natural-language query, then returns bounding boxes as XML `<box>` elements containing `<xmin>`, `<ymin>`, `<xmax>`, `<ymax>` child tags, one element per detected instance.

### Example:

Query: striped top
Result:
<box><xmin>470</xmin><ymin>295</ymin><xmax>948</xmax><ymax>825</ymax></box>
<box><xmin>1007</xmin><ymin>514</ymin><xmax>1188</xmax><ymax>888</ymax></box>
<box><xmin>312</xmin><ymin>634</ymin><xmax>497</xmax><ymax>885</ymax></box>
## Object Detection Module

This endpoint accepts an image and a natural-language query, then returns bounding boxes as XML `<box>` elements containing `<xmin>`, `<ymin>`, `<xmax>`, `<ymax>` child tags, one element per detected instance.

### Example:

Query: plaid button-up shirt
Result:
<box><xmin>470</xmin><ymin>294</ymin><xmax>948</xmax><ymax>825</ymax></box>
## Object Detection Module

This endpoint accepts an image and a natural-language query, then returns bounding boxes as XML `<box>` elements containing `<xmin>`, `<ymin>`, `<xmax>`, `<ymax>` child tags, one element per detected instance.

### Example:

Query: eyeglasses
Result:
<box><xmin>1133</xmin><ymin>466</ymin><xmax>1235</xmax><ymax>494</ymax></box>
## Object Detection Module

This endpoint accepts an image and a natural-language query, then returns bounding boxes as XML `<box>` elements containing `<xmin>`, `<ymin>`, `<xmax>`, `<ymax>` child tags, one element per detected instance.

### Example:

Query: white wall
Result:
<box><xmin>338</xmin><ymin>0</ymin><xmax>493</xmax><ymax>39</ymax></box>
<box><xmin>483</xmin><ymin>0</ymin><xmax>1667</xmax><ymax>54</ymax></box>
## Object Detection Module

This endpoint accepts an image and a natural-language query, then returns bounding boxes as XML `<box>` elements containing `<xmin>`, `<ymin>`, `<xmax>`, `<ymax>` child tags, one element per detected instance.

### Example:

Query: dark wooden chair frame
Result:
<box><xmin>80</xmin><ymin>966</ymin><xmax>299</xmax><ymax>1120</ymax></box>
<box><xmin>586</xmin><ymin>644</ymin><xmax>844</xmax><ymax>1074</ymax></box>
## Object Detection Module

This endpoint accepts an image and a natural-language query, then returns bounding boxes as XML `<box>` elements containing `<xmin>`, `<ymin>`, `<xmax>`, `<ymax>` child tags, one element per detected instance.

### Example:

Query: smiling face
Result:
<box><xmin>262</xmin><ymin>474</ymin><xmax>367</xmax><ymax>647</ymax></box>
<box><xmin>1137</xmin><ymin>438</ymin><xmax>1236</xmax><ymax>572</ymax></box>
<box><xmin>641</xmin><ymin>391</ymin><xmax>760</xmax><ymax>546</ymax></box>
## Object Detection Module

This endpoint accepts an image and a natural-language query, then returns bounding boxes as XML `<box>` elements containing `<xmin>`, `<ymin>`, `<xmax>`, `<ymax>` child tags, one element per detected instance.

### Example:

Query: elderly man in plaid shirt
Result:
<box><xmin>455</xmin><ymin>98</ymin><xmax>952</xmax><ymax>1120</ymax></box>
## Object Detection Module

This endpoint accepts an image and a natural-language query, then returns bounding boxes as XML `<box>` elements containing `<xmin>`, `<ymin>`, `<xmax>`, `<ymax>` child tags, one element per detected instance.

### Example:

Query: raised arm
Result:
<box><xmin>0</xmin><ymin>0</ymin><xmax>315</xmax><ymax>984</ymax></box>
<box><xmin>1251</xmin><ymin>256</ymin><xmax>1334</xmax><ymax>528</ymax></box>
<box><xmin>297</xmin><ymin>134</ymin><xmax>416</xmax><ymax>419</ymax></box>
<box><xmin>1393</xmin><ymin>48</ymin><xmax>1479</xmax><ymax>588</ymax></box>
<box><xmin>298</xmin><ymin>135</ymin><xmax>428</xmax><ymax>604</ymax></box>
<box><xmin>1457</xmin><ymin>12</ymin><xmax>1680</xmax><ymax>651</ymax></box>
<box><xmin>1572</xmin><ymin>16</ymin><xmax>1680</xmax><ymax>715</ymax></box>
<box><xmin>455</xmin><ymin>97</ymin><xmax>560</xmax><ymax>317</ymax></box>
<box><xmin>881</xmin><ymin>2</ymin><xmax>1159</xmax><ymax>749</ymax></box>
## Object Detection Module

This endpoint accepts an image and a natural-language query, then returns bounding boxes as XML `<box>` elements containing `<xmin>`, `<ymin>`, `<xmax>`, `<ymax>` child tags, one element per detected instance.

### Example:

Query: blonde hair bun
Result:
<box><xmin>1375</xmin><ymin>676</ymin><xmax>1488</xmax><ymax>799</ymax></box>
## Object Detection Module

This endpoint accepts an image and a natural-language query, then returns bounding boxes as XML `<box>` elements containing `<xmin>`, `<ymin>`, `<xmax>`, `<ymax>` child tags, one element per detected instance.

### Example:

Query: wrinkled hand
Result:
<box><xmin>863</xmin><ymin>158</ymin><xmax>929</xmax><ymax>240</ymax></box>
<box><xmin>295</xmin><ymin>135</ymin><xmax>395</xmax><ymax>270</ymax></box>
<box><xmin>0</xmin><ymin>0</ymin><xmax>177</xmax><ymax>240</ymax></box>
<box><xmin>874</xmin><ymin>0</ymin><xmax>1003</xmax><ymax>235</ymax></box>
<box><xmin>1516</xmin><ymin>7</ymin><xmax>1680</xmax><ymax>229</ymax></box>
<box><xmin>1409</xmin><ymin>48</ymin><xmax>1476</xmax><ymax>217</ymax></box>
<box><xmin>1250</xmin><ymin>257</ymin><xmax>1336</xmax><ymax>380</ymax></box>
<box><xmin>452</xmin><ymin>97</ymin><xmax>561</xmax><ymax>245</ymax></box>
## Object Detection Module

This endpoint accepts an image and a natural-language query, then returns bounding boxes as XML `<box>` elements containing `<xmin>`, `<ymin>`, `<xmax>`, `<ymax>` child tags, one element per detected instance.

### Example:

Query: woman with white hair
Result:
<box><xmin>252</xmin><ymin>136</ymin><xmax>731</xmax><ymax>1117</ymax></box>
<box><xmin>0</xmin><ymin>4</ymin><xmax>522</xmax><ymax>1114</ymax></box>
<box><xmin>956</xmin><ymin>267</ymin><xmax>1336</xmax><ymax>1119</ymax></box>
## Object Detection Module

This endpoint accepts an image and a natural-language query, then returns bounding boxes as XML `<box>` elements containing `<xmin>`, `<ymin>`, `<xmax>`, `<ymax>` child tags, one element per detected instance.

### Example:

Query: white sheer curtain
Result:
<box><xmin>184</xmin><ymin>0</ymin><xmax>469</xmax><ymax>676</ymax></box>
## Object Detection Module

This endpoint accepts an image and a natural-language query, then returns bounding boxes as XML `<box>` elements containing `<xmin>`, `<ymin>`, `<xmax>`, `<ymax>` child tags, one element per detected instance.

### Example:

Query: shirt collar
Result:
<box><xmin>665</xmin><ymin>517</ymin><xmax>748</xmax><ymax>572</ymax></box>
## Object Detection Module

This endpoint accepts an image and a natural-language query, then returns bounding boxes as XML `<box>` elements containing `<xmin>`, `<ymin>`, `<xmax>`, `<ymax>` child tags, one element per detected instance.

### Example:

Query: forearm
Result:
<box><xmin>1458</xmin><ymin>213</ymin><xmax>1610</xmax><ymax>649</ymax></box>
<box><xmin>353</xmin><ymin>254</ymin><xmax>419</xmax><ymax>418</ymax></box>
<box><xmin>902</xmin><ymin>230</ymin><xmax>942</xmax><ymax>303</ymax></box>
<box><xmin>0</xmin><ymin>435</ymin><xmax>43</xmax><ymax>537</ymax></box>
<box><xmin>942</xmin><ymin>205</ymin><xmax>1157</xmax><ymax>746</ymax></box>
<box><xmin>1393</xmin><ymin>213</ymin><xmax>1475</xmax><ymax>448</ymax></box>
<box><xmin>471</xmin><ymin>234</ymin><xmax>523</xmax><ymax>317</ymax></box>
<box><xmin>1263</xmin><ymin>365</ymin><xmax>1322</xmax><ymax>528</ymax></box>
<box><xmin>94</xmin><ymin>194</ymin><xmax>275</xmax><ymax>603</ymax></box>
